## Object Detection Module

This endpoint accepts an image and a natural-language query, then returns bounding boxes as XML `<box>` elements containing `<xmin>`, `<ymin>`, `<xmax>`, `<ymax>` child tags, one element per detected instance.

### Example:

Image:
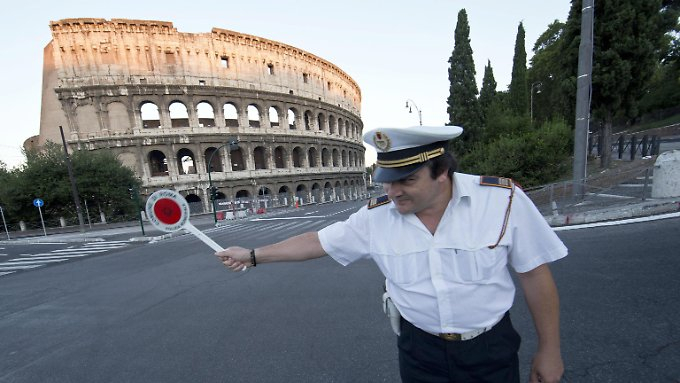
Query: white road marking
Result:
<box><xmin>554</xmin><ymin>212</ymin><xmax>680</xmax><ymax>231</ymax></box>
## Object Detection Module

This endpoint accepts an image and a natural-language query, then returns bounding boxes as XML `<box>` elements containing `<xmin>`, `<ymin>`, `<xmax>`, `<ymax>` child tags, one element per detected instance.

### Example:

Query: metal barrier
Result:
<box><xmin>525</xmin><ymin>164</ymin><xmax>655</xmax><ymax>217</ymax></box>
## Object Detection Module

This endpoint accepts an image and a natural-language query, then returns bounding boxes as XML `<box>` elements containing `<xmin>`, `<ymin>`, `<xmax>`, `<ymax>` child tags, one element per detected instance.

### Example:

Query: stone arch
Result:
<box><xmin>148</xmin><ymin>150</ymin><xmax>168</xmax><ymax>177</ymax></box>
<box><xmin>141</xmin><ymin>102</ymin><xmax>160</xmax><ymax>128</ymax></box>
<box><xmin>287</xmin><ymin>108</ymin><xmax>298</xmax><ymax>129</ymax></box>
<box><xmin>334</xmin><ymin>180</ymin><xmax>343</xmax><ymax>200</ymax></box>
<box><xmin>253</xmin><ymin>146</ymin><xmax>267</xmax><ymax>169</ymax></box>
<box><xmin>323</xmin><ymin>181</ymin><xmax>333</xmax><ymax>201</ymax></box>
<box><xmin>304</xmin><ymin>110</ymin><xmax>313</xmax><ymax>130</ymax></box>
<box><xmin>322</xmin><ymin>148</ymin><xmax>331</xmax><ymax>167</ymax></box>
<box><xmin>230</xmin><ymin>147</ymin><xmax>246</xmax><ymax>171</ymax></box>
<box><xmin>177</xmin><ymin>148</ymin><xmax>197</xmax><ymax>175</ymax></box>
<box><xmin>197</xmin><ymin>101</ymin><xmax>215</xmax><ymax>127</ymax></box>
<box><xmin>269</xmin><ymin>106</ymin><xmax>280</xmax><ymax>128</ymax></box>
<box><xmin>169</xmin><ymin>101</ymin><xmax>189</xmax><ymax>128</ymax></box>
<box><xmin>186</xmin><ymin>194</ymin><xmax>201</xmax><ymax>203</ymax></box>
<box><xmin>332</xmin><ymin>148</ymin><xmax>340</xmax><ymax>167</ymax></box>
<box><xmin>205</xmin><ymin>147</ymin><xmax>223</xmax><ymax>172</ymax></box>
<box><xmin>224</xmin><ymin>102</ymin><xmax>239</xmax><ymax>127</ymax></box>
<box><xmin>328</xmin><ymin>115</ymin><xmax>336</xmax><ymax>134</ymax></box>
<box><xmin>295</xmin><ymin>183</ymin><xmax>308</xmax><ymax>203</ymax></box>
<box><xmin>308</xmin><ymin>147</ymin><xmax>318</xmax><ymax>167</ymax></box>
<box><xmin>248</xmin><ymin>104</ymin><xmax>261</xmax><ymax>128</ymax></box>
<box><xmin>292</xmin><ymin>146</ymin><xmax>304</xmax><ymax>168</ymax></box>
<box><xmin>317</xmin><ymin>113</ymin><xmax>326</xmax><ymax>132</ymax></box>
<box><xmin>274</xmin><ymin>146</ymin><xmax>287</xmax><ymax>168</ymax></box>
<box><xmin>235</xmin><ymin>189</ymin><xmax>250</xmax><ymax>198</ymax></box>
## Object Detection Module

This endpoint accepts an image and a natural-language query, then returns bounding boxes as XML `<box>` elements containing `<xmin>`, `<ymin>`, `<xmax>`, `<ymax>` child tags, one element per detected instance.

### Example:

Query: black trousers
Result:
<box><xmin>398</xmin><ymin>312</ymin><xmax>520</xmax><ymax>383</ymax></box>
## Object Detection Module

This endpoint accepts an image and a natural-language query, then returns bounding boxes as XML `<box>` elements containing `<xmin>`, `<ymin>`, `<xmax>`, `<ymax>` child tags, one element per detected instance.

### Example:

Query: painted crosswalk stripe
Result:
<box><xmin>0</xmin><ymin>259</ymin><xmax>69</xmax><ymax>266</ymax></box>
<box><xmin>0</xmin><ymin>271</ymin><xmax>15</xmax><ymax>276</ymax></box>
<box><xmin>49</xmin><ymin>248</ymin><xmax>110</xmax><ymax>254</ymax></box>
<box><xmin>0</xmin><ymin>265</ymin><xmax>43</xmax><ymax>271</ymax></box>
<box><xmin>13</xmin><ymin>254</ymin><xmax>90</xmax><ymax>261</ymax></box>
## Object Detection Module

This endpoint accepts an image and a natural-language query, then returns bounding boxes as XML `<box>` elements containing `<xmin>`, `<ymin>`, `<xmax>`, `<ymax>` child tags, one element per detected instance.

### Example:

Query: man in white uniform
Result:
<box><xmin>216</xmin><ymin>125</ymin><xmax>567</xmax><ymax>383</ymax></box>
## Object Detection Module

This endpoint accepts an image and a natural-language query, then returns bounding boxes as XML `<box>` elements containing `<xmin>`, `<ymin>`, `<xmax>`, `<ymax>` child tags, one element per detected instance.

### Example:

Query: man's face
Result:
<box><xmin>383</xmin><ymin>166</ymin><xmax>447</xmax><ymax>215</ymax></box>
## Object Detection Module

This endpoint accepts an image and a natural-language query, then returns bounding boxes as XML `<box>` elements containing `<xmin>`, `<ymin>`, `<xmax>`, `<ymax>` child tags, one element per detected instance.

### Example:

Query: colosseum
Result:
<box><xmin>35</xmin><ymin>18</ymin><xmax>366</xmax><ymax>216</ymax></box>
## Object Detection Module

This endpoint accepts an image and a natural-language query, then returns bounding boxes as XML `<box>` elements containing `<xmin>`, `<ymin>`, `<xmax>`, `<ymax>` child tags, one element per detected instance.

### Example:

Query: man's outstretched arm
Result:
<box><xmin>215</xmin><ymin>231</ymin><xmax>327</xmax><ymax>271</ymax></box>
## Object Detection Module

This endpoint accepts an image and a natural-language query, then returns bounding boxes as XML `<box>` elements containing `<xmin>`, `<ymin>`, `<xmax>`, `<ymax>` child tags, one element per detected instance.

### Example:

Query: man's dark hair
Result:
<box><xmin>426</xmin><ymin>152</ymin><xmax>457</xmax><ymax>179</ymax></box>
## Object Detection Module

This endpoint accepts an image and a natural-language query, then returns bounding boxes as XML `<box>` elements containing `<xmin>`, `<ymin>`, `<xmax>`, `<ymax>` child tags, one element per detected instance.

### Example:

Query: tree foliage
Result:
<box><xmin>479</xmin><ymin>60</ymin><xmax>498</xmax><ymax>124</ymax></box>
<box><xmin>0</xmin><ymin>142</ymin><xmax>141</xmax><ymax>225</ymax></box>
<box><xmin>527</xmin><ymin>20</ymin><xmax>568</xmax><ymax>124</ymax></box>
<box><xmin>508</xmin><ymin>22</ymin><xmax>529</xmax><ymax>116</ymax></box>
<box><xmin>459</xmin><ymin>120</ymin><xmax>573</xmax><ymax>188</ymax></box>
<box><xmin>554</xmin><ymin>0</ymin><xmax>679</xmax><ymax>167</ymax></box>
<box><xmin>447</xmin><ymin>9</ymin><xmax>482</xmax><ymax>155</ymax></box>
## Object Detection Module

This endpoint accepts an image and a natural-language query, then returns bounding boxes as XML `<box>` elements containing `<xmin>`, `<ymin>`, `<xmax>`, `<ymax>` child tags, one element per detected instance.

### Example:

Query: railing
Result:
<box><xmin>525</xmin><ymin>164</ymin><xmax>655</xmax><ymax>217</ymax></box>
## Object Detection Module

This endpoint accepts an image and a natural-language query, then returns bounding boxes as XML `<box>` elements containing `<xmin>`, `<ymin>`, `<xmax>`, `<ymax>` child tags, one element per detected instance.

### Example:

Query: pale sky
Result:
<box><xmin>0</xmin><ymin>0</ymin><xmax>571</xmax><ymax>169</ymax></box>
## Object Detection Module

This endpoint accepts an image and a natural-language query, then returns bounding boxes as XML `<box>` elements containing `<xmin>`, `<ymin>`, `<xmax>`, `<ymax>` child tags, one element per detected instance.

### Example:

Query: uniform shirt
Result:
<box><xmin>318</xmin><ymin>172</ymin><xmax>568</xmax><ymax>334</ymax></box>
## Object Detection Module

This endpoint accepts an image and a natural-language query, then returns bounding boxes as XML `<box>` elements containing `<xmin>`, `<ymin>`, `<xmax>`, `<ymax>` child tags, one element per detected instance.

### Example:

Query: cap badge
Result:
<box><xmin>373</xmin><ymin>131</ymin><xmax>391</xmax><ymax>152</ymax></box>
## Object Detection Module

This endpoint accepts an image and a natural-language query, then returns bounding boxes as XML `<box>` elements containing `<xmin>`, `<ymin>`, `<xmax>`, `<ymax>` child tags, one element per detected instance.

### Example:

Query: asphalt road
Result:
<box><xmin>0</xmin><ymin>201</ymin><xmax>679</xmax><ymax>382</ymax></box>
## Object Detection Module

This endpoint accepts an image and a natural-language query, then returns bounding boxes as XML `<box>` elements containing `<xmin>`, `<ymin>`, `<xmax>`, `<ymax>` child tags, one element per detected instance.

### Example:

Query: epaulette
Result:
<box><xmin>368</xmin><ymin>195</ymin><xmax>391</xmax><ymax>209</ymax></box>
<box><xmin>480</xmin><ymin>176</ymin><xmax>514</xmax><ymax>189</ymax></box>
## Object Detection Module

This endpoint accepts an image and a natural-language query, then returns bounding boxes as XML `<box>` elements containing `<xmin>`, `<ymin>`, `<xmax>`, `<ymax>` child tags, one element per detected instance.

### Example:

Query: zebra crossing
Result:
<box><xmin>0</xmin><ymin>240</ymin><xmax>130</xmax><ymax>277</ymax></box>
<box><xmin>193</xmin><ymin>218</ymin><xmax>340</xmax><ymax>246</ymax></box>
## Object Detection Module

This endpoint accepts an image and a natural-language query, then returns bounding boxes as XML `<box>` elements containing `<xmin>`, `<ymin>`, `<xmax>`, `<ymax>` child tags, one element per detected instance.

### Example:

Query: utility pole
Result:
<box><xmin>572</xmin><ymin>0</ymin><xmax>594</xmax><ymax>198</ymax></box>
<box><xmin>59</xmin><ymin>126</ymin><xmax>86</xmax><ymax>232</ymax></box>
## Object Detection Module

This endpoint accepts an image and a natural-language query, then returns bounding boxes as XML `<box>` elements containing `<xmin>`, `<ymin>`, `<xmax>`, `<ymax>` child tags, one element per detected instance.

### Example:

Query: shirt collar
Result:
<box><xmin>452</xmin><ymin>172</ymin><xmax>473</xmax><ymax>206</ymax></box>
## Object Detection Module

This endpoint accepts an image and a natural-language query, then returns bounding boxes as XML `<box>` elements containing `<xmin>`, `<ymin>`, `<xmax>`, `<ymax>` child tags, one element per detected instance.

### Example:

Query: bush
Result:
<box><xmin>459</xmin><ymin>120</ymin><xmax>573</xmax><ymax>187</ymax></box>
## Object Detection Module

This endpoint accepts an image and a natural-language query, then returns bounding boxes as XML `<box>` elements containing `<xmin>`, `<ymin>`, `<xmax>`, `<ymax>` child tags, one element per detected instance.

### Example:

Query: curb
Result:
<box><xmin>545</xmin><ymin>199</ymin><xmax>680</xmax><ymax>227</ymax></box>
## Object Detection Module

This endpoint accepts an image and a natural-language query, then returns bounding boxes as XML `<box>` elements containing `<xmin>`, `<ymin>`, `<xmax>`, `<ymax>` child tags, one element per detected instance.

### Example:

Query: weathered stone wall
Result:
<box><xmin>37</xmin><ymin>18</ymin><xmax>366</xmax><ymax>211</ymax></box>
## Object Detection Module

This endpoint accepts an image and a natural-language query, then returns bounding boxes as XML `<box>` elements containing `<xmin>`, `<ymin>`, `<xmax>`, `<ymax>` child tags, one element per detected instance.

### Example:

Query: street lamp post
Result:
<box><xmin>405</xmin><ymin>99</ymin><xmax>423</xmax><ymax>126</ymax></box>
<box><xmin>207</xmin><ymin>139</ymin><xmax>239</xmax><ymax>224</ymax></box>
<box><xmin>128</xmin><ymin>186</ymin><xmax>145</xmax><ymax>236</ymax></box>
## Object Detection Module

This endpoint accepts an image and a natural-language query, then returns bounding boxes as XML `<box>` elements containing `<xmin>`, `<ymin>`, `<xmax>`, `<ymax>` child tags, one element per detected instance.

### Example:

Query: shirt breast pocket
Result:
<box><xmin>442</xmin><ymin>246</ymin><xmax>508</xmax><ymax>284</ymax></box>
<box><xmin>376</xmin><ymin>251</ymin><xmax>429</xmax><ymax>285</ymax></box>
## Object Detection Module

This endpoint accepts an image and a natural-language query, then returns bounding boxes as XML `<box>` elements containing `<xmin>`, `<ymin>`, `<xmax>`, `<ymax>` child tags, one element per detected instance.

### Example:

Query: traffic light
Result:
<box><xmin>210</xmin><ymin>186</ymin><xmax>218</xmax><ymax>200</ymax></box>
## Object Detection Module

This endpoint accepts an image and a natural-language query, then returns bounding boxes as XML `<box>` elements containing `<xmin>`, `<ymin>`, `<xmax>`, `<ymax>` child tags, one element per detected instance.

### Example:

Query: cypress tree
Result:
<box><xmin>479</xmin><ymin>59</ymin><xmax>498</xmax><ymax>124</ymax></box>
<box><xmin>508</xmin><ymin>22</ymin><xmax>528</xmax><ymax>117</ymax></box>
<box><xmin>447</xmin><ymin>9</ymin><xmax>482</xmax><ymax>155</ymax></box>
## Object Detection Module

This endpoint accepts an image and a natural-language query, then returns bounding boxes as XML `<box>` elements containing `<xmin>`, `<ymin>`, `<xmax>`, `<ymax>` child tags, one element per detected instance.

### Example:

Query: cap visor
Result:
<box><xmin>373</xmin><ymin>163</ymin><xmax>426</xmax><ymax>183</ymax></box>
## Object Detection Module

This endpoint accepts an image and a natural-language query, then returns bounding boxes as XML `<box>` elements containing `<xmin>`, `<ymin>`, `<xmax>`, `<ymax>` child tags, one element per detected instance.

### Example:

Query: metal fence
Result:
<box><xmin>525</xmin><ymin>163</ymin><xmax>654</xmax><ymax>217</ymax></box>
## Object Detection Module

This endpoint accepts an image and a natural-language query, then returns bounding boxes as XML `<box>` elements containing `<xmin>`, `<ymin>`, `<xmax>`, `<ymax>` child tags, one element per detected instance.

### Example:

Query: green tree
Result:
<box><xmin>2</xmin><ymin>143</ymin><xmax>140</xmax><ymax>225</ymax></box>
<box><xmin>639</xmin><ymin>4</ymin><xmax>680</xmax><ymax>114</ymax></box>
<box><xmin>447</xmin><ymin>8</ymin><xmax>482</xmax><ymax>155</ymax></box>
<box><xmin>527</xmin><ymin>20</ymin><xmax>567</xmax><ymax>124</ymax></box>
<box><xmin>508</xmin><ymin>22</ymin><xmax>529</xmax><ymax>117</ymax></box>
<box><xmin>459</xmin><ymin>120</ymin><xmax>573</xmax><ymax>188</ymax></box>
<box><xmin>557</xmin><ymin>0</ymin><xmax>678</xmax><ymax>168</ymax></box>
<box><xmin>479</xmin><ymin>60</ymin><xmax>498</xmax><ymax>124</ymax></box>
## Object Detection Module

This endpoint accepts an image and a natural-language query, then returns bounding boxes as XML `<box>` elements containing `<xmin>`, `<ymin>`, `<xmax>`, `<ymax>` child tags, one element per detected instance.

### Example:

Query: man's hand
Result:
<box><xmin>215</xmin><ymin>246</ymin><xmax>251</xmax><ymax>272</ymax></box>
<box><xmin>529</xmin><ymin>347</ymin><xmax>563</xmax><ymax>383</ymax></box>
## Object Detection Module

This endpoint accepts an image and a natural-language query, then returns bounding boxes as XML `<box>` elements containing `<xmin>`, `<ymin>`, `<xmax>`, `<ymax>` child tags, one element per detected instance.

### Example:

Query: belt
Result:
<box><xmin>428</xmin><ymin>313</ymin><xmax>506</xmax><ymax>342</ymax></box>
<box><xmin>435</xmin><ymin>327</ymin><xmax>491</xmax><ymax>341</ymax></box>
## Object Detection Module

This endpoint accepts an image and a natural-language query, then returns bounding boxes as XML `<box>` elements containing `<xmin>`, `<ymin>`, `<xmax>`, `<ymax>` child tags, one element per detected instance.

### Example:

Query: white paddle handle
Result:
<box><xmin>184</xmin><ymin>223</ymin><xmax>224</xmax><ymax>252</ymax></box>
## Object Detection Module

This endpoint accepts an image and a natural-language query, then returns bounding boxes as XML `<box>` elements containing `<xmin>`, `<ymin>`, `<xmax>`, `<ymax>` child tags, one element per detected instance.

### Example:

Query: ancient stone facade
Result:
<box><xmin>36</xmin><ymin>18</ymin><xmax>365</xmax><ymax>212</ymax></box>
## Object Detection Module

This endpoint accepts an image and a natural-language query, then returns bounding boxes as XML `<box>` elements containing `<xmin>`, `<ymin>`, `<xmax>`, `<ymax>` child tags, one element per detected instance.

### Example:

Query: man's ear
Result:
<box><xmin>436</xmin><ymin>169</ymin><xmax>449</xmax><ymax>183</ymax></box>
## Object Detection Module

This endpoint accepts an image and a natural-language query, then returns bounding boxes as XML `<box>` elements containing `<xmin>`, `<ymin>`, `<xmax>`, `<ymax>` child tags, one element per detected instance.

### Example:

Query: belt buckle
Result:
<box><xmin>439</xmin><ymin>332</ymin><xmax>462</xmax><ymax>341</ymax></box>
